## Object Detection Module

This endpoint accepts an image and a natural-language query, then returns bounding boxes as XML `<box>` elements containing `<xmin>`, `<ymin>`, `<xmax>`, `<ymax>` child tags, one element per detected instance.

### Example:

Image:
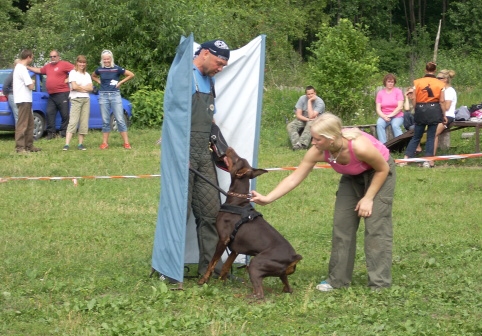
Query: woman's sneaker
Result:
<box><xmin>62</xmin><ymin>145</ymin><xmax>69</xmax><ymax>151</ymax></box>
<box><xmin>78</xmin><ymin>144</ymin><xmax>86</xmax><ymax>151</ymax></box>
<box><xmin>316</xmin><ymin>280</ymin><xmax>334</xmax><ymax>292</ymax></box>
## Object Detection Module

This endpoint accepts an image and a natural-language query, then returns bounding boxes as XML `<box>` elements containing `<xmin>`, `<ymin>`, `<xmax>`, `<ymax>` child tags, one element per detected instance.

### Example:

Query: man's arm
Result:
<box><xmin>312</xmin><ymin>97</ymin><xmax>325</xmax><ymax>117</ymax></box>
<box><xmin>295</xmin><ymin>108</ymin><xmax>309</xmax><ymax>122</ymax></box>
<box><xmin>26</xmin><ymin>66</ymin><xmax>42</xmax><ymax>74</ymax></box>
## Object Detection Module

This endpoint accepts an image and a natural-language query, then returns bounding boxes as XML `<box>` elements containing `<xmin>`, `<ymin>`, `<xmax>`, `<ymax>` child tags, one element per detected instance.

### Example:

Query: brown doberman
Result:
<box><xmin>198</xmin><ymin>147</ymin><xmax>302</xmax><ymax>299</ymax></box>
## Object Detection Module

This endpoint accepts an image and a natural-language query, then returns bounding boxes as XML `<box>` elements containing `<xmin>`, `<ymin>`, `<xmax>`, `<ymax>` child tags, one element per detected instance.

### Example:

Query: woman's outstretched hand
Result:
<box><xmin>250</xmin><ymin>190</ymin><xmax>270</xmax><ymax>206</ymax></box>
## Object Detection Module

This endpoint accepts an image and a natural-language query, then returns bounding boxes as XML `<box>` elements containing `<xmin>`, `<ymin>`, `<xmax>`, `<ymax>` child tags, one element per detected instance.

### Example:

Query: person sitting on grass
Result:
<box><xmin>286</xmin><ymin>86</ymin><xmax>325</xmax><ymax>150</ymax></box>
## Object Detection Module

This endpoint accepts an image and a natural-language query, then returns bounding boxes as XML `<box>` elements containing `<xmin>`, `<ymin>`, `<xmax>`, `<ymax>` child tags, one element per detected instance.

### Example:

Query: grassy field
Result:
<box><xmin>1</xmin><ymin>115</ymin><xmax>481</xmax><ymax>335</ymax></box>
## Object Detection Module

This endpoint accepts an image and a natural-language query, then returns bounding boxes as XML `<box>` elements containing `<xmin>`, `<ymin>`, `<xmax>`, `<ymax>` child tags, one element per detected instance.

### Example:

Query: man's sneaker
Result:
<box><xmin>27</xmin><ymin>146</ymin><xmax>42</xmax><ymax>152</ymax></box>
<box><xmin>292</xmin><ymin>143</ymin><xmax>307</xmax><ymax>151</ymax></box>
<box><xmin>77</xmin><ymin>144</ymin><xmax>86</xmax><ymax>151</ymax></box>
<box><xmin>99</xmin><ymin>143</ymin><xmax>109</xmax><ymax>150</ymax></box>
<box><xmin>292</xmin><ymin>143</ymin><xmax>303</xmax><ymax>151</ymax></box>
<box><xmin>316</xmin><ymin>280</ymin><xmax>334</xmax><ymax>292</ymax></box>
<box><xmin>123</xmin><ymin>143</ymin><xmax>132</xmax><ymax>149</ymax></box>
<box><xmin>63</xmin><ymin>145</ymin><xmax>69</xmax><ymax>151</ymax></box>
<box><xmin>46</xmin><ymin>133</ymin><xmax>56</xmax><ymax>140</ymax></box>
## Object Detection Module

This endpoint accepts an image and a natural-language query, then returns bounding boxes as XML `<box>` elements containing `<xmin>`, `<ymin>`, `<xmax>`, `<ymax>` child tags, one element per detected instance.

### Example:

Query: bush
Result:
<box><xmin>130</xmin><ymin>87</ymin><xmax>164</xmax><ymax>128</ymax></box>
<box><xmin>308</xmin><ymin>19</ymin><xmax>379</xmax><ymax>121</ymax></box>
<box><xmin>371</xmin><ymin>37</ymin><xmax>410</xmax><ymax>75</ymax></box>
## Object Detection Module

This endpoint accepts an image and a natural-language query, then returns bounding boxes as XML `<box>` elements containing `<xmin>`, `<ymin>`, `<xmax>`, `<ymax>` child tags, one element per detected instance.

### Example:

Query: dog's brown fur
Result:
<box><xmin>198</xmin><ymin>147</ymin><xmax>302</xmax><ymax>299</ymax></box>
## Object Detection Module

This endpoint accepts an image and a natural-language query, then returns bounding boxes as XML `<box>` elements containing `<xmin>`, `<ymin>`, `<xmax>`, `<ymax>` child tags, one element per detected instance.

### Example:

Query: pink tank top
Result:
<box><xmin>324</xmin><ymin>132</ymin><xmax>389</xmax><ymax>175</ymax></box>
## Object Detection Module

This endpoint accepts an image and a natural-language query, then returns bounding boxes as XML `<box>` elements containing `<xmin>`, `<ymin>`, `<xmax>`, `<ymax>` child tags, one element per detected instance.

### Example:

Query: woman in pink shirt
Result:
<box><xmin>375</xmin><ymin>73</ymin><xmax>404</xmax><ymax>143</ymax></box>
<box><xmin>251</xmin><ymin>113</ymin><xmax>396</xmax><ymax>292</ymax></box>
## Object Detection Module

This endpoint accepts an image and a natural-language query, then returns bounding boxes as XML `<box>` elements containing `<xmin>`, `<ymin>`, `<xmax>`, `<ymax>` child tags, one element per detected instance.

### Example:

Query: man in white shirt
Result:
<box><xmin>13</xmin><ymin>49</ymin><xmax>41</xmax><ymax>153</ymax></box>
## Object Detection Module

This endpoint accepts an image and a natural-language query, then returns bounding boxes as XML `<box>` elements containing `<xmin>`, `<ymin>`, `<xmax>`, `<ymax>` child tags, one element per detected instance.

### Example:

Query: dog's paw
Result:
<box><xmin>197</xmin><ymin>278</ymin><xmax>208</xmax><ymax>285</ymax></box>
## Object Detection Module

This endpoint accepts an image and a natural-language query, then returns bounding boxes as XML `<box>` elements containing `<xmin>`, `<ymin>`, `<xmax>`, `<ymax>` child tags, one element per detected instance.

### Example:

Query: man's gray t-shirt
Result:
<box><xmin>295</xmin><ymin>95</ymin><xmax>325</xmax><ymax>117</ymax></box>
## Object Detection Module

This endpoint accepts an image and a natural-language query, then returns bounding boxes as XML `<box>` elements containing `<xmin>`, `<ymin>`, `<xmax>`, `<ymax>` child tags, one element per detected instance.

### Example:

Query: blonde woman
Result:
<box><xmin>64</xmin><ymin>55</ymin><xmax>93</xmax><ymax>150</ymax></box>
<box><xmin>434</xmin><ymin>69</ymin><xmax>457</xmax><ymax>155</ymax></box>
<box><xmin>251</xmin><ymin>113</ymin><xmax>396</xmax><ymax>292</ymax></box>
<box><xmin>91</xmin><ymin>50</ymin><xmax>134</xmax><ymax>149</ymax></box>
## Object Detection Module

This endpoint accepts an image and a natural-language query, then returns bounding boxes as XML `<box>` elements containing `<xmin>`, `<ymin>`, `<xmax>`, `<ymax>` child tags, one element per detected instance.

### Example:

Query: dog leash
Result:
<box><xmin>189</xmin><ymin>167</ymin><xmax>229</xmax><ymax>197</ymax></box>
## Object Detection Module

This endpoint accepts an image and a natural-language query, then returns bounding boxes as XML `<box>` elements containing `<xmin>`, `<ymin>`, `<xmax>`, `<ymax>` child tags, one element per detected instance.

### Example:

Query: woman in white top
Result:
<box><xmin>64</xmin><ymin>55</ymin><xmax>93</xmax><ymax>150</ymax></box>
<box><xmin>434</xmin><ymin>69</ymin><xmax>457</xmax><ymax>155</ymax></box>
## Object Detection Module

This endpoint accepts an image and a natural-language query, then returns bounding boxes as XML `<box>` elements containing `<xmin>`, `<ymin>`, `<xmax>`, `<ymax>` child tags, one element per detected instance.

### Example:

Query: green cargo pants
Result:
<box><xmin>327</xmin><ymin>157</ymin><xmax>396</xmax><ymax>289</ymax></box>
<box><xmin>287</xmin><ymin>119</ymin><xmax>313</xmax><ymax>147</ymax></box>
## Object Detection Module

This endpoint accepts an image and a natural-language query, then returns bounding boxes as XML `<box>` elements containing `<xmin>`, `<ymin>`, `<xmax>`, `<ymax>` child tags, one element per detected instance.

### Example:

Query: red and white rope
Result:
<box><xmin>1</xmin><ymin>153</ymin><xmax>481</xmax><ymax>184</ymax></box>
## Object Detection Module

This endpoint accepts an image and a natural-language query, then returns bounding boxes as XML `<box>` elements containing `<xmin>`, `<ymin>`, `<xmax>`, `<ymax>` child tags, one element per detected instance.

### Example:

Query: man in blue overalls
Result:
<box><xmin>190</xmin><ymin>40</ymin><xmax>230</xmax><ymax>276</ymax></box>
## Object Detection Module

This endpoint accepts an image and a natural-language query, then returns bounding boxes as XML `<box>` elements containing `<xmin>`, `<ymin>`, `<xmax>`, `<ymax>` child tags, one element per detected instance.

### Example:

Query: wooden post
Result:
<box><xmin>433</xmin><ymin>19</ymin><xmax>442</xmax><ymax>63</ymax></box>
<box><xmin>438</xmin><ymin>130</ymin><xmax>451</xmax><ymax>150</ymax></box>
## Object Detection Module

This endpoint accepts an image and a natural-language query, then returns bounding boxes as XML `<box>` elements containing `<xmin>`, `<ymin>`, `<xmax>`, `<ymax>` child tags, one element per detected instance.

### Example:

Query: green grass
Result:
<box><xmin>1</xmin><ymin>112</ymin><xmax>481</xmax><ymax>335</ymax></box>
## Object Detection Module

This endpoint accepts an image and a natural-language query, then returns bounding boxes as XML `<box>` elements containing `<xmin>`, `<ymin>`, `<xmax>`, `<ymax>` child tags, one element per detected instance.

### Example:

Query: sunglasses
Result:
<box><xmin>49</xmin><ymin>55</ymin><xmax>58</xmax><ymax>58</ymax></box>
<box><xmin>436</xmin><ymin>76</ymin><xmax>445</xmax><ymax>79</ymax></box>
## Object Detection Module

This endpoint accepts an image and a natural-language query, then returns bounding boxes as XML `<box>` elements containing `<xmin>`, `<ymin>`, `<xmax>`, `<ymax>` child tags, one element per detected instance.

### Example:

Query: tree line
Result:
<box><xmin>1</xmin><ymin>0</ymin><xmax>481</xmax><ymax>119</ymax></box>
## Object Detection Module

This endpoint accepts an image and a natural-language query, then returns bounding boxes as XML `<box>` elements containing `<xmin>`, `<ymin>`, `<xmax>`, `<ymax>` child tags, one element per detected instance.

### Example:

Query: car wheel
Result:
<box><xmin>110</xmin><ymin>111</ymin><xmax>131</xmax><ymax>132</ymax></box>
<box><xmin>33</xmin><ymin>112</ymin><xmax>46</xmax><ymax>140</ymax></box>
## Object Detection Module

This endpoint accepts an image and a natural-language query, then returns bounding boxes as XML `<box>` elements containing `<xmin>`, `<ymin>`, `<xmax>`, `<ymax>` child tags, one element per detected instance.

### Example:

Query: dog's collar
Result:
<box><xmin>227</xmin><ymin>191</ymin><xmax>251</xmax><ymax>200</ymax></box>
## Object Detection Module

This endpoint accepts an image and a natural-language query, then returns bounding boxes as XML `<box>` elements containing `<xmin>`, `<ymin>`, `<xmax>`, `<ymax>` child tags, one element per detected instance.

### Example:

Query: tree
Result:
<box><xmin>308</xmin><ymin>19</ymin><xmax>378</xmax><ymax>121</ymax></box>
<box><xmin>446</xmin><ymin>0</ymin><xmax>482</xmax><ymax>53</ymax></box>
<box><xmin>0</xmin><ymin>0</ymin><xmax>24</xmax><ymax>66</ymax></box>
<box><xmin>190</xmin><ymin>0</ymin><xmax>310</xmax><ymax>86</ymax></box>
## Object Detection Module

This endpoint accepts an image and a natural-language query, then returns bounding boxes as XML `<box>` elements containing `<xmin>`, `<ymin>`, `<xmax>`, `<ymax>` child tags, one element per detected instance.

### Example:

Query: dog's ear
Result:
<box><xmin>251</xmin><ymin>169</ymin><xmax>268</xmax><ymax>178</ymax></box>
<box><xmin>235</xmin><ymin>167</ymin><xmax>251</xmax><ymax>178</ymax></box>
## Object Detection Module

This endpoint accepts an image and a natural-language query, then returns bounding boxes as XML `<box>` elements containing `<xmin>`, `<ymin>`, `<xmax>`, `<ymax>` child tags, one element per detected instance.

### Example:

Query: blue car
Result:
<box><xmin>0</xmin><ymin>69</ymin><xmax>132</xmax><ymax>140</ymax></box>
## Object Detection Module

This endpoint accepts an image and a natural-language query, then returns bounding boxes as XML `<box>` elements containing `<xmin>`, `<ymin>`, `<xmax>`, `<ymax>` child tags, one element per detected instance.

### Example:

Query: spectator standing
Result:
<box><xmin>403</xmin><ymin>62</ymin><xmax>445</xmax><ymax>168</ymax></box>
<box><xmin>375</xmin><ymin>73</ymin><xmax>404</xmax><ymax>143</ymax></box>
<box><xmin>2</xmin><ymin>59</ymin><xmax>20</xmax><ymax>125</ymax></box>
<box><xmin>63</xmin><ymin>55</ymin><xmax>93</xmax><ymax>151</ymax></box>
<box><xmin>91</xmin><ymin>50</ymin><xmax>134</xmax><ymax>149</ymax></box>
<box><xmin>433</xmin><ymin>69</ymin><xmax>457</xmax><ymax>155</ymax></box>
<box><xmin>28</xmin><ymin>50</ymin><xmax>74</xmax><ymax>139</ymax></box>
<box><xmin>251</xmin><ymin>113</ymin><xmax>396</xmax><ymax>291</ymax></box>
<box><xmin>287</xmin><ymin>86</ymin><xmax>325</xmax><ymax>150</ymax></box>
<box><xmin>13</xmin><ymin>49</ymin><xmax>41</xmax><ymax>153</ymax></box>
